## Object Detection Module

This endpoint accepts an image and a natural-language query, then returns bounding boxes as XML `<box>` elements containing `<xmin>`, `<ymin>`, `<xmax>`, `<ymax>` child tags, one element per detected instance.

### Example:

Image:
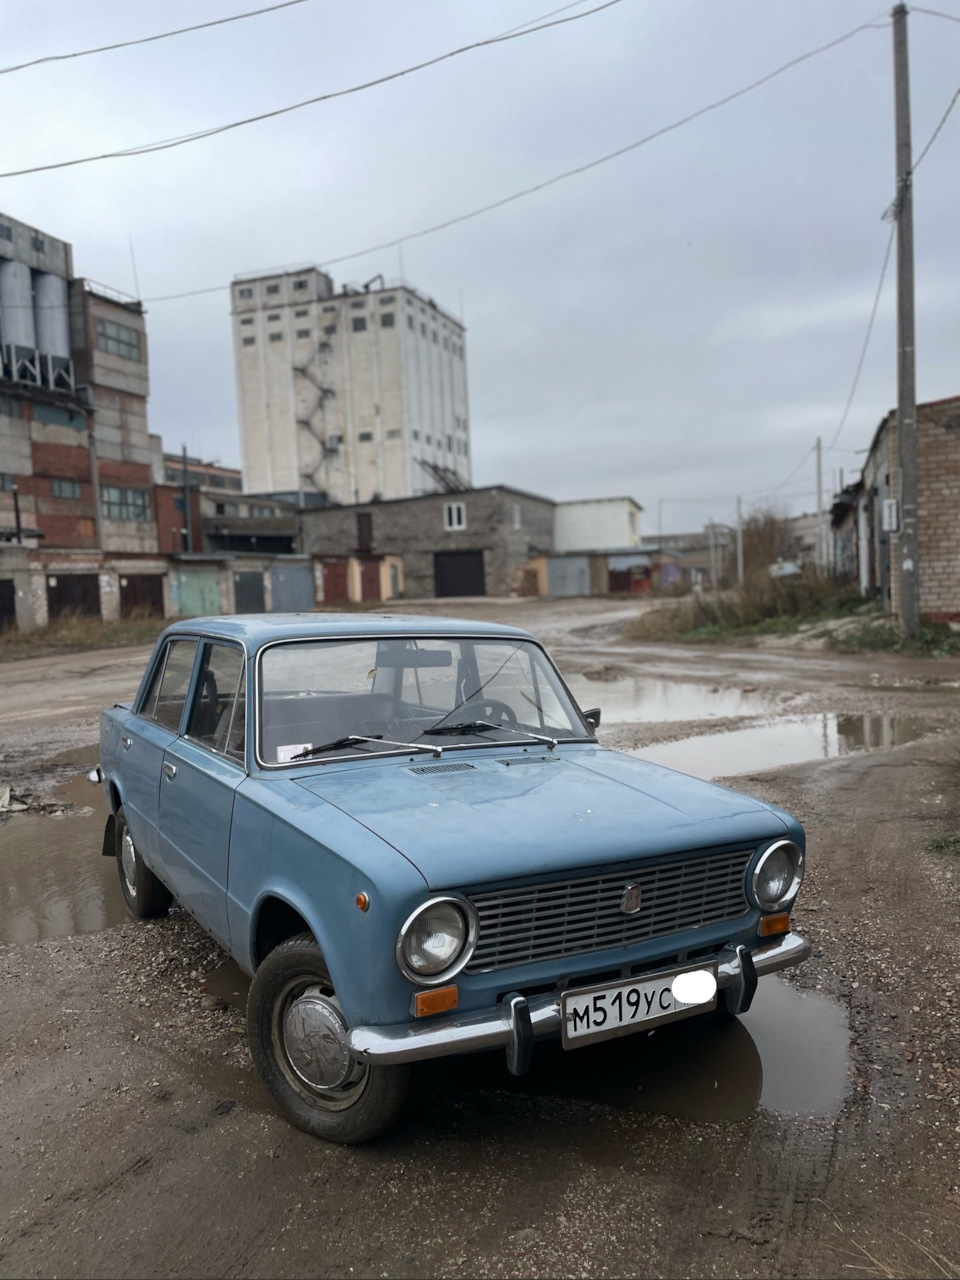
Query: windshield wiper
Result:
<box><xmin>421</xmin><ymin>720</ymin><xmax>558</xmax><ymax>749</ymax></box>
<box><xmin>291</xmin><ymin>734</ymin><xmax>442</xmax><ymax>762</ymax></box>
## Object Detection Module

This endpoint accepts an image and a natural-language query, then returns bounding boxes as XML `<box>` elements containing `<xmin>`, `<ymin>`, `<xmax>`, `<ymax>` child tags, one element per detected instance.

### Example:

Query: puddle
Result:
<box><xmin>204</xmin><ymin>958</ymin><xmax>250</xmax><ymax>1010</ymax></box>
<box><xmin>0</xmin><ymin>772</ymin><xmax>125</xmax><ymax>945</ymax></box>
<box><xmin>565</xmin><ymin>673</ymin><xmax>771</xmax><ymax>724</ymax></box>
<box><xmin>436</xmin><ymin>976</ymin><xmax>849</xmax><ymax>1122</ymax></box>
<box><xmin>634</xmin><ymin>712</ymin><xmax>930</xmax><ymax>780</ymax></box>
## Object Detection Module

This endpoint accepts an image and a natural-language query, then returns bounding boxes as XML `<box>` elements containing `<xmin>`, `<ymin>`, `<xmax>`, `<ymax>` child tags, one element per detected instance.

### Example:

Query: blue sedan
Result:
<box><xmin>92</xmin><ymin>614</ymin><xmax>809</xmax><ymax>1143</ymax></box>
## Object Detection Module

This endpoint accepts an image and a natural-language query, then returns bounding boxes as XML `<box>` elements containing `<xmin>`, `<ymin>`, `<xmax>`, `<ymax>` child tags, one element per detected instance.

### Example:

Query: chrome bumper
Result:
<box><xmin>347</xmin><ymin>931</ymin><xmax>811</xmax><ymax>1073</ymax></box>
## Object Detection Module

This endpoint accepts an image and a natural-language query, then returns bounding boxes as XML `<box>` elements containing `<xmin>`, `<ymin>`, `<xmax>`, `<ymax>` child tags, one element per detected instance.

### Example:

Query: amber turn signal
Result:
<box><xmin>355</xmin><ymin>892</ymin><xmax>370</xmax><ymax>912</ymax></box>
<box><xmin>759</xmin><ymin>912</ymin><xmax>790</xmax><ymax>937</ymax></box>
<box><xmin>414</xmin><ymin>986</ymin><xmax>459</xmax><ymax>1018</ymax></box>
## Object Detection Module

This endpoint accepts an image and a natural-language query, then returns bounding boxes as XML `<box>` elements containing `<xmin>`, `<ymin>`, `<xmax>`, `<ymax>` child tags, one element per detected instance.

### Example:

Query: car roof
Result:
<box><xmin>160</xmin><ymin>612</ymin><xmax>537</xmax><ymax>652</ymax></box>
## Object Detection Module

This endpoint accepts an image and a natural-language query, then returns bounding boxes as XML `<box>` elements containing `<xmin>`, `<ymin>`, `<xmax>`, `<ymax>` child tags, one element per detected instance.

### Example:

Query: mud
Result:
<box><xmin>1</xmin><ymin>596</ymin><xmax>959</xmax><ymax>1280</ymax></box>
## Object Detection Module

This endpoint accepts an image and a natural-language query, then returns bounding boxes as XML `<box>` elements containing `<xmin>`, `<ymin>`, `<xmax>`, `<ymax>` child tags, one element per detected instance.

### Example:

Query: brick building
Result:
<box><xmin>831</xmin><ymin>394</ymin><xmax>960</xmax><ymax>621</ymax></box>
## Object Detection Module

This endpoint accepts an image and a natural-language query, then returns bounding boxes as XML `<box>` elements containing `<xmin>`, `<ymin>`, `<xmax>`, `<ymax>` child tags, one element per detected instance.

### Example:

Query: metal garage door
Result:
<box><xmin>0</xmin><ymin>579</ymin><xmax>15</xmax><ymax>630</ymax></box>
<box><xmin>434</xmin><ymin>550</ymin><xmax>485</xmax><ymax>598</ymax></box>
<box><xmin>47</xmin><ymin>573</ymin><xmax>101</xmax><ymax>619</ymax></box>
<box><xmin>321</xmin><ymin>560</ymin><xmax>349</xmax><ymax>603</ymax></box>
<box><xmin>177</xmin><ymin>568</ymin><xmax>221</xmax><ymax>618</ymax></box>
<box><xmin>119</xmin><ymin>574</ymin><xmax>164</xmax><ymax>618</ymax></box>
<box><xmin>270</xmin><ymin>565</ymin><xmax>315</xmax><ymax>612</ymax></box>
<box><xmin>234</xmin><ymin>571</ymin><xmax>266</xmax><ymax>613</ymax></box>
<box><xmin>547</xmin><ymin>556</ymin><xmax>590</xmax><ymax>597</ymax></box>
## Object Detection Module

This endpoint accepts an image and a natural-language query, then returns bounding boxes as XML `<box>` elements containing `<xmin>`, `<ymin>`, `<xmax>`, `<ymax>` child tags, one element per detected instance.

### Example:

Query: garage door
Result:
<box><xmin>119</xmin><ymin>574</ymin><xmax>165</xmax><ymax>618</ymax></box>
<box><xmin>177</xmin><ymin>568</ymin><xmax>221</xmax><ymax>618</ymax></box>
<box><xmin>47</xmin><ymin>573</ymin><xmax>101</xmax><ymax>620</ymax></box>
<box><xmin>434</xmin><ymin>550</ymin><xmax>485</xmax><ymax>598</ymax></box>
<box><xmin>0</xmin><ymin>579</ymin><xmax>15</xmax><ymax>630</ymax></box>
<box><xmin>234</xmin><ymin>571</ymin><xmax>266</xmax><ymax>613</ymax></box>
<box><xmin>321</xmin><ymin>560</ymin><xmax>349</xmax><ymax>603</ymax></box>
<box><xmin>547</xmin><ymin>557</ymin><xmax>590</xmax><ymax>597</ymax></box>
<box><xmin>270</xmin><ymin>565</ymin><xmax>315</xmax><ymax>612</ymax></box>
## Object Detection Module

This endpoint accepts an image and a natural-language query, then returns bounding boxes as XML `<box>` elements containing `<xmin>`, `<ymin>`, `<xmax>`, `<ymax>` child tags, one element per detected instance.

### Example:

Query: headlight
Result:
<box><xmin>750</xmin><ymin>840</ymin><xmax>804</xmax><ymax>911</ymax></box>
<box><xmin>396</xmin><ymin>897</ymin><xmax>478</xmax><ymax>984</ymax></box>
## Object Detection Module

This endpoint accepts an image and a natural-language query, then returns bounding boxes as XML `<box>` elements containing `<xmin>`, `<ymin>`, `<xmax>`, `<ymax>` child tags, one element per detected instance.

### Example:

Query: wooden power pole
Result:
<box><xmin>892</xmin><ymin>3</ymin><xmax>920</xmax><ymax>637</ymax></box>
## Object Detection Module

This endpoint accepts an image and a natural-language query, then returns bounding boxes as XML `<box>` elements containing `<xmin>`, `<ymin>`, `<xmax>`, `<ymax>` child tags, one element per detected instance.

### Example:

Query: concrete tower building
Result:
<box><xmin>231</xmin><ymin>266</ymin><xmax>471</xmax><ymax>504</ymax></box>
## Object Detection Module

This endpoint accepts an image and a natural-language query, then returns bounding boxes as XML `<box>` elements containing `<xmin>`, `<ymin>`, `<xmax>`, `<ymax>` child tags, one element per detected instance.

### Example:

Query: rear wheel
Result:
<box><xmin>246</xmin><ymin>933</ymin><xmax>409</xmax><ymax>1144</ymax></box>
<box><xmin>115</xmin><ymin>806</ymin><xmax>172</xmax><ymax>919</ymax></box>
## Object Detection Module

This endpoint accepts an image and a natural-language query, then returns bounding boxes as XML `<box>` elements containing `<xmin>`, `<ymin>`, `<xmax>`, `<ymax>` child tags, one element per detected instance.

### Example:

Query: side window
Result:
<box><xmin>186</xmin><ymin>642</ymin><xmax>245</xmax><ymax>758</ymax></box>
<box><xmin>150</xmin><ymin>639</ymin><xmax>199</xmax><ymax>731</ymax></box>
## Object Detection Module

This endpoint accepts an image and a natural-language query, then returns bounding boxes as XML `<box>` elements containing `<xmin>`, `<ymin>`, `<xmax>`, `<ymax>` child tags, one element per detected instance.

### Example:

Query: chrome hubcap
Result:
<box><xmin>281</xmin><ymin>986</ymin><xmax>362</xmax><ymax>1092</ymax></box>
<box><xmin>121</xmin><ymin>829</ymin><xmax>137</xmax><ymax>897</ymax></box>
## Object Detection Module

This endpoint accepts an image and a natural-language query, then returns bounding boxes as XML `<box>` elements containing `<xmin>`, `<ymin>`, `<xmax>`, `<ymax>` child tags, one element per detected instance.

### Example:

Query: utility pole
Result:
<box><xmin>736</xmin><ymin>496</ymin><xmax>744</xmax><ymax>584</ymax></box>
<box><xmin>181</xmin><ymin>444</ymin><xmax>193</xmax><ymax>554</ymax></box>
<box><xmin>657</xmin><ymin>498</ymin><xmax>663</xmax><ymax>547</ymax></box>
<box><xmin>892</xmin><ymin>3</ymin><xmax>920</xmax><ymax>636</ymax></box>
<box><xmin>815</xmin><ymin>436</ymin><xmax>824</xmax><ymax>575</ymax></box>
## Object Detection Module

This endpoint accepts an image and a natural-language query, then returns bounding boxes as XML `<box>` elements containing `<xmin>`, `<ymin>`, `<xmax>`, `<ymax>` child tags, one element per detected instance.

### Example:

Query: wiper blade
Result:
<box><xmin>291</xmin><ymin>734</ymin><xmax>441</xmax><ymax>761</ymax></box>
<box><xmin>422</xmin><ymin>720</ymin><xmax>558</xmax><ymax>749</ymax></box>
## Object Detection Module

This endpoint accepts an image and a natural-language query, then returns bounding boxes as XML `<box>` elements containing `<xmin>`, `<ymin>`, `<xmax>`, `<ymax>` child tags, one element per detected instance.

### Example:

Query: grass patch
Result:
<box><xmin>929</xmin><ymin>831</ymin><xmax>960</xmax><ymax>857</ymax></box>
<box><xmin>624</xmin><ymin>572</ymin><xmax>866</xmax><ymax>645</ymax></box>
<box><xmin>0</xmin><ymin>610</ymin><xmax>167</xmax><ymax>662</ymax></box>
<box><xmin>833</xmin><ymin>620</ymin><xmax>960</xmax><ymax>657</ymax></box>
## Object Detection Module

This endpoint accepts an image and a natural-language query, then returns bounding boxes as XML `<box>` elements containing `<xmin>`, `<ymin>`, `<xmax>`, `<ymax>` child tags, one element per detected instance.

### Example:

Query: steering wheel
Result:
<box><xmin>461</xmin><ymin>697</ymin><xmax>518</xmax><ymax>728</ymax></box>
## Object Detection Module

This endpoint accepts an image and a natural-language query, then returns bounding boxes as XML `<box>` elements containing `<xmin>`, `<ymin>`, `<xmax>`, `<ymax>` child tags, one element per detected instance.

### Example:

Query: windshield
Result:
<box><xmin>258</xmin><ymin>636</ymin><xmax>590</xmax><ymax>765</ymax></box>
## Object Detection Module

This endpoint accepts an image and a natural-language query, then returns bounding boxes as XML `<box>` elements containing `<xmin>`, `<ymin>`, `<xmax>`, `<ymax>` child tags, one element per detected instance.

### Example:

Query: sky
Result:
<box><xmin>2</xmin><ymin>0</ymin><xmax>958</xmax><ymax>533</ymax></box>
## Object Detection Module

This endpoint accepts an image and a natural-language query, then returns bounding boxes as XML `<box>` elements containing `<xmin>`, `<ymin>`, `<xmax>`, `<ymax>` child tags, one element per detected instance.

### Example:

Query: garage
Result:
<box><xmin>177</xmin><ymin>567</ymin><xmax>221</xmax><ymax>618</ymax></box>
<box><xmin>270</xmin><ymin>564</ymin><xmax>315</xmax><ymax>612</ymax></box>
<box><xmin>46</xmin><ymin>573</ymin><xmax>101</xmax><ymax>620</ymax></box>
<box><xmin>434</xmin><ymin>550</ymin><xmax>485</xmax><ymax>598</ymax></box>
<box><xmin>119</xmin><ymin>574</ymin><xmax>165</xmax><ymax>618</ymax></box>
<box><xmin>0</xmin><ymin>579</ymin><xmax>15</xmax><ymax>630</ymax></box>
<box><xmin>234</xmin><ymin>571</ymin><xmax>266</xmax><ymax>613</ymax></box>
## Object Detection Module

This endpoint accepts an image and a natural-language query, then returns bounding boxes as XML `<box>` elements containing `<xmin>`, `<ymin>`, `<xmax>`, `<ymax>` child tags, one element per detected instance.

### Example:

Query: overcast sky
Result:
<box><xmin>3</xmin><ymin>0</ymin><xmax>958</xmax><ymax>532</ymax></box>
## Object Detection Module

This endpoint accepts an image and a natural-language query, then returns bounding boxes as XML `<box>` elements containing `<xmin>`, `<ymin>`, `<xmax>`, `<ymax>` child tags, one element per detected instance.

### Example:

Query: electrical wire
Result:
<box><xmin>0</xmin><ymin>0</ymin><xmax>315</xmax><ymax>77</ymax></box>
<box><xmin>0</xmin><ymin>0</ymin><xmax>626</xmax><ymax>180</ymax></box>
<box><xmin>911</xmin><ymin>6</ymin><xmax>960</xmax><ymax>23</ymax></box>
<box><xmin>913</xmin><ymin>84</ymin><xmax>960</xmax><ymax>171</ymax></box>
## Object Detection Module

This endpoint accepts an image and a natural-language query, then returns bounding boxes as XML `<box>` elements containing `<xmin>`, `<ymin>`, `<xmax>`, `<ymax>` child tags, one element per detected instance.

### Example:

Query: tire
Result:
<box><xmin>246</xmin><ymin>932</ymin><xmax>409</xmax><ymax>1144</ymax></box>
<box><xmin>115</xmin><ymin>805</ymin><xmax>173</xmax><ymax>919</ymax></box>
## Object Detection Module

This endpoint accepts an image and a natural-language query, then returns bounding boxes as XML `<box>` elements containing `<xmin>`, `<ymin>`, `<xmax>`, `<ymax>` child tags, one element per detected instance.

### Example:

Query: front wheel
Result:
<box><xmin>246</xmin><ymin>933</ymin><xmax>409</xmax><ymax>1144</ymax></box>
<box><xmin>115</xmin><ymin>806</ymin><xmax>172</xmax><ymax>919</ymax></box>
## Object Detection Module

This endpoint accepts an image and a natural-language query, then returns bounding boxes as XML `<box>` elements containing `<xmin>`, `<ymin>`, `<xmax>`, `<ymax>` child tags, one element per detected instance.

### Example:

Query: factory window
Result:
<box><xmin>96</xmin><ymin>317</ymin><xmax>141</xmax><ymax>362</ymax></box>
<box><xmin>242</xmin><ymin>337</ymin><xmax>255</xmax><ymax>346</ymax></box>
<box><xmin>324</xmin><ymin>324</ymin><xmax>336</xmax><ymax>335</ymax></box>
<box><xmin>101</xmin><ymin>485</ymin><xmax>150</xmax><ymax>522</ymax></box>
<box><xmin>380</xmin><ymin>295</ymin><xmax>395</xmax><ymax>305</ymax></box>
<box><xmin>380</xmin><ymin>313</ymin><xmax>395</xmax><ymax>328</ymax></box>
<box><xmin>227</xmin><ymin>477</ymin><xmax>243</xmax><ymax>490</ymax></box>
<box><xmin>407</xmin><ymin>315</ymin><xmax>414</xmax><ymax>329</ymax></box>
<box><xmin>350</xmin><ymin>299</ymin><xmax>365</xmax><ymax>309</ymax></box>
<box><xmin>352</xmin><ymin>317</ymin><xmax>366</xmax><ymax>332</ymax></box>
<box><xmin>420</xmin><ymin>323</ymin><xmax>426</xmax><ymax>336</ymax></box>
<box><xmin>322</xmin><ymin>304</ymin><xmax>337</xmax><ymax>313</ymax></box>
<box><xmin>386</xmin><ymin>429</ymin><xmax>402</xmax><ymax>440</ymax></box>
<box><xmin>446</xmin><ymin>434</ymin><xmax>453</xmax><ymax>452</ymax></box>
<box><xmin>432</xmin><ymin>331</ymin><xmax>438</xmax><ymax>343</ymax></box>
<box><xmin>425</xmin><ymin>434</ymin><xmax>432</xmax><ymax>445</ymax></box>
<box><xmin>296</xmin><ymin>328</ymin><xmax>311</xmax><ymax>339</ymax></box>
<box><xmin>0</xmin><ymin>224</ymin><xmax>11</xmax><ymax>241</ymax></box>
<box><xmin>358</xmin><ymin>431</ymin><xmax>373</xmax><ymax>442</ymax></box>
<box><xmin>443</xmin><ymin>337</ymin><xmax>448</xmax><ymax>351</ymax></box>
<box><xmin>215</xmin><ymin>502</ymin><xmax>238</xmax><ymax>516</ymax></box>
<box><xmin>240</xmin><ymin>317</ymin><xmax>253</xmax><ymax>326</ymax></box>
<box><xmin>411</xmin><ymin>430</ymin><xmax>419</xmax><ymax>441</ymax></box>
<box><xmin>269</xmin><ymin>332</ymin><xmax>283</xmax><ymax>342</ymax></box>
<box><xmin>237</xmin><ymin>287</ymin><xmax>253</xmax><ymax>299</ymax></box>
<box><xmin>31</xmin><ymin>235</ymin><xmax>44</xmax><ymax>252</ymax></box>
<box><xmin>248</xmin><ymin>504</ymin><xmax>273</xmax><ymax>517</ymax></box>
<box><xmin>52</xmin><ymin>478</ymin><xmax>82</xmax><ymax>499</ymax></box>
<box><xmin>267</xmin><ymin>312</ymin><xmax>280</xmax><ymax>321</ymax></box>
<box><xmin>443</xmin><ymin>502</ymin><xmax>466</xmax><ymax>532</ymax></box>
<box><xmin>0</xmin><ymin>473</ymin><xmax>15</xmax><ymax>490</ymax></box>
<box><xmin>295</xmin><ymin>308</ymin><xmax>309</xmax><ymax>317</ymax></box>
<box><xmin>512</xmin><ymin>503</ymin><xmax>522</xmax><ymax>530</ymax></box>
<box><xmin>266</xmin><ymin>284</ymin><xmax>280</xmax><ymax>294</ymax></box>
<box><xmin>328</xmin><ymin>434</ymin><xmax>343</xmax><ymax>447</ymax></box>
<box><xmin>293</xmin><ymin>279</ymin><xmax>308</xmax><ymax>290</ymax></box>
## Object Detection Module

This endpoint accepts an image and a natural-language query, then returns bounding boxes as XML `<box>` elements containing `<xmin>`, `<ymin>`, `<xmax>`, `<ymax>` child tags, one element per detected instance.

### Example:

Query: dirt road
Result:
<box><xmin>1</xmin><ymin>598</ymin><xmax>959</xmax><ymax>1279</ymax></box>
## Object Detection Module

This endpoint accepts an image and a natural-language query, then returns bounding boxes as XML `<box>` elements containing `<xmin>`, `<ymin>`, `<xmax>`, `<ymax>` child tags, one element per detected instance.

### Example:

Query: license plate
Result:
<box><xmin>561</xmin><ymin>963</ymin><xmax>718</xmax><ymax>1049</ymax></box>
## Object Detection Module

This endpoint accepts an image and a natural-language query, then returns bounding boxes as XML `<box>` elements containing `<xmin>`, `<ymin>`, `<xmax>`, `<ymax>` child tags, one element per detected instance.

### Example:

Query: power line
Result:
<box><xmin>911</xmin><ymin>6</ymin><xmax>960</xmax><ymax>23</ymax></box>
<box><xmin>913</xmin><ymin>84</ymin><xmax>960</xmax><ymax>171</ymax></box>
<box><xmin>0</xmin><ymin>0</ymin><xmax>626</xmax><ymax>180</ymax></box>
<box><xmin>0</xmin><ymin>0</ymin><xmax>315</xmax><ymax>77</ymax></box>
<box><xmin>498</xmin><ymin>0</ymin><xmax>595</xmax><ymax>38</ymax></box>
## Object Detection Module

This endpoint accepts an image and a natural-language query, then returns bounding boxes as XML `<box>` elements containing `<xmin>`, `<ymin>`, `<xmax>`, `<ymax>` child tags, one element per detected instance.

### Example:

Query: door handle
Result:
<box><xmin>162</xmin><ymin>761</ymin><xmax>177</xmax><ymax>780</ymax></box>
<box><xmin>121</xmin><ymin>736</ymin><xmax>132</xmax><ymax>750</ymax></box>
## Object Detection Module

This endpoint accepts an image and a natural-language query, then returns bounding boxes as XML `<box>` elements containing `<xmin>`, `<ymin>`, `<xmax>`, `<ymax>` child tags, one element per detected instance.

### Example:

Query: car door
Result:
<box><xmin>121</xmin><ymin>636</ymin><xmax>199</xmax><ymax>866</ymax></box>
<box><xmin>157</xmin><ymin>640</ymin><xmax>246</xmax><ymax>947</ymax></box>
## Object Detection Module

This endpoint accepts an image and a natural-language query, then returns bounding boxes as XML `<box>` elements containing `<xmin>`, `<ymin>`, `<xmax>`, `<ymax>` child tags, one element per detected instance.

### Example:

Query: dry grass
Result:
<box><xmin>0</xmin><ymin>609</ymin><xmax>167</xmax><ymax>662</ymax></box>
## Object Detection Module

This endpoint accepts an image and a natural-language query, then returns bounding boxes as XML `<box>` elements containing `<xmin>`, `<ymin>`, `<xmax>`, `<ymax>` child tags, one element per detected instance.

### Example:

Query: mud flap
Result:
<box><xmin>101</xmin><ymin>814</ymin><xmax>116</xmax><ymax>857</ymax></box>
<box><xmin>724</xmin><ymin>944</ymin><xmax>759</xmax><ymax>1016</ymax></box>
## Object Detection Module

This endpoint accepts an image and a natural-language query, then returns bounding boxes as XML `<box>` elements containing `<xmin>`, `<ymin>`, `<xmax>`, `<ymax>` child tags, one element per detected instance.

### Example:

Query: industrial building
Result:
<box><xmin>231</xmin><ymin>267</ymin><xmax>470</xmax><ymax>505</ymax></box>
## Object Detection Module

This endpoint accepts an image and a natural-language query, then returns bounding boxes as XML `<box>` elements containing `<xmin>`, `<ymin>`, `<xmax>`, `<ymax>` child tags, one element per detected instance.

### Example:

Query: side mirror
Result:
<box><xmin>583</xmin><ymin>707</ymin><xmax>602</xmax><ymax>731</ymax></box>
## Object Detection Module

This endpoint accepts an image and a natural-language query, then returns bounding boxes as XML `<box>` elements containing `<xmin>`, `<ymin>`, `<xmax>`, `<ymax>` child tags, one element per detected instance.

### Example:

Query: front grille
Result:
<box><xmin>466</xmin><ymin>848</ymin><xmax>752</xmax><ymax>973</ymax></box>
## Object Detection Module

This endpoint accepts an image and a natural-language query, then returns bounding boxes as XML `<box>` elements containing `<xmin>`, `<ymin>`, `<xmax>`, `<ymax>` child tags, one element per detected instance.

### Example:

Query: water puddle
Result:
<box><xmin>204</xmin><ymin>958</ymin><xmax>250</xmax><ymax>1010</ymax></box>
<box><xmin>0</xmin><ymin>771</ymin><xmax>125</xmax><ymax>945</ymax></box>
<box><xmin>565</xmin><ymin>673</ymin><xmax>772</xmax><ymax>724</ymax></box>
<box><xmin>437</xmin><ymin>976</ymin><xmax>849</xmax><ymax>1122</ymax></box>
<box><xmin>634</xmin><ymin>712</ymin><xmax>930</xmax><ymax>780</ymax></box>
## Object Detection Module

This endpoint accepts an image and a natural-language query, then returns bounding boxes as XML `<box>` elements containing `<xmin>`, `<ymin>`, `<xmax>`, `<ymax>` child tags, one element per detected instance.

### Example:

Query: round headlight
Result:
<box><xmin>751</xmin><ymin>840</ymin><xmax>804</xmax><ymax>910</ymax></box>
<box><xmin>397</xmin><ymin>898</ymin><xmax>477</xmax><ymax>983</ymax></box>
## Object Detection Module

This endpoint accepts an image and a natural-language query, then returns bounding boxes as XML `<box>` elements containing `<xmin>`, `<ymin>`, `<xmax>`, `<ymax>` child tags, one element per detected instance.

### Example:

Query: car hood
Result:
<box><xmin>294</xmin><ymin>745</ymin><xmax>790</xmax><ymax>889</ymax></box>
